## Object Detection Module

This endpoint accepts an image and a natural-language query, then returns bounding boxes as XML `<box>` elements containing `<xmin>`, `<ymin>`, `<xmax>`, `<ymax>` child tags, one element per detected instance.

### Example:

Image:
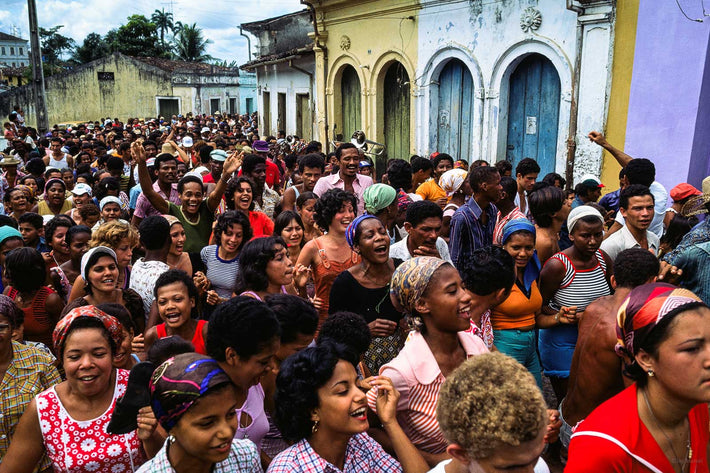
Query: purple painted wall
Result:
<box><xmin>624</xmin><ymin>1</ymin><xmax>710</xmax><ymax>191</ymax></box>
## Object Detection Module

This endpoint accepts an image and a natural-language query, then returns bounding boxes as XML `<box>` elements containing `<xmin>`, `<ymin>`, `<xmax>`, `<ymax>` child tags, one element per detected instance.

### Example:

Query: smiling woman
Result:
<box><xmin>294</xmin><ymin>189</ymin><xmax>361</xmax><ymax>326</ymax></box>
<box><xmin>0</xmin><ymin>306</ymin><xmax>162</xmax><ymax>473</ymax></box>
<box><xmin>328</xmin><ymin>215</ymin><xmax>406</xmax><ymax>374</ymax></box>
<box><xmin>136</xmin><ymin>353</ymin><xmax>262</xmax><ymax>473</ymax></box>
<box><xmin>269</xmin><ymin>341</ymin><xmax>428</xmax><ymax>473</ymax></box>
<box><xmin>365</xmin><ymin>257</ymin><xmax>488</xmax><ymax>468</ymax></box>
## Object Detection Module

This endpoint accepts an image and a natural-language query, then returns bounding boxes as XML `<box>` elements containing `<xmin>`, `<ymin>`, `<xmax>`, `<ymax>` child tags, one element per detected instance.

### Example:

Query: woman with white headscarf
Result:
<box><xmin>438</xmin><ymin>169</ymin><xmax>469</xmax><ymax>242</ymax></box>
<box><xmin>538</xmin><ymin>205</ymin><xmax>613</xmax><ymax>403</ymax></box>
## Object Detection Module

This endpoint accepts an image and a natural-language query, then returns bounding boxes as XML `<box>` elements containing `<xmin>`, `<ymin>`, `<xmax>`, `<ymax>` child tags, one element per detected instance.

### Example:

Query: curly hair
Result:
<box><xmin>274</xmin><ymin>341</ymin><xmax>357</xmax><ymax>442</ymax></box>
<box><xmin>437</xmin><ymin>352</ymin><xmax>547</xmax><ymax>460</ymax></box>
<box><xmin>225</xmin><ymin>176</ymin><xmax>255</xmax><ymax>211</ymax></box>
<box><xmin>213</xmin><ymin>210</ymin><xmax>252</xmax><ymax>249</ymax></box>
<box><xmin>89</xmin><ymin>220</ymin><xmax>139</xmax><ymax>250</ymax></box>
<box><xmin>313</xmin><ymin>188</ymin><xmax>357</xmax><ymax>232</ymax></box>
<box><xmin>317</xmin><ymin>311</ymin><xmax>371</xmax><ymax>357</ymax></box>
<box><xmin>206</xmin><ymin>296</ymin><xmax>281</xmax><ymax>361</ymax></box>
<box><xmin>236</xmin><ymin>236</ymin><xmax>287</xmax><ymax>292</ymax></box>
<box><xmin>264</xmin><ymin>294</ymin><xmax>318</xmax><ymax>344</ymax></box>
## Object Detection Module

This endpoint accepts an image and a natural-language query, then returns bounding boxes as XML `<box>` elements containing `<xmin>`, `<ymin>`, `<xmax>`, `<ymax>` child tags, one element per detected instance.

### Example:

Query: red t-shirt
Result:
<box><xmin>249</xmin><ymin>211</ymin><xmax>275</xmax><ymax>238</ymax></box>
<box><xmin>566</xmin><ymin>384</ymin><xmax>709</xmax><ymax>472</ymax></box>
<box><xmin>237</xmin><ymin>158</ymin><xmax>280</xmax><ymax>188</ymax></box>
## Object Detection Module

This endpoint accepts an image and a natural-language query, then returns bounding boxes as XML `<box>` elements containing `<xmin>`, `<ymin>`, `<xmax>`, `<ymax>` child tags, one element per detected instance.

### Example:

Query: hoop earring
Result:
<box><xmin>312</xmin><ymin>420</ymin><xmax>319</xmax><ymax>434</ymax></box>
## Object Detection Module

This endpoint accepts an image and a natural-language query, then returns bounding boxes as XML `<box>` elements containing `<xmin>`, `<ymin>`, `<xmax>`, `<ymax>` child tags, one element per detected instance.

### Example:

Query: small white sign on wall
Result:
<box><xmin>526</xmin><ymin>116</ymin><xmax>537</xmax><ymax>135</ymax></box>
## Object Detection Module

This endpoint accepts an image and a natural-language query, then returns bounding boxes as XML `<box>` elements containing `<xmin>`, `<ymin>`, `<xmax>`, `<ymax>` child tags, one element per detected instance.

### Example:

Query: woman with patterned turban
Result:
<box><xmin>136</xmin><ymin>353</ymin><xmax>262</xmax><ymax>473</ymax></box>
<box><xmin>365</xmin><ymin>257</ymin><xmax>488</xmax><ymax>466</ymax></box>
<box><xmin>0</xmin><ymin>305</ymin><xmax>162</xmax><ymax>473</ymax></box>
<box><xmin>567</xmin><ymin>283</ymin><xmax>710</xmax><ymax>472</ymax></box>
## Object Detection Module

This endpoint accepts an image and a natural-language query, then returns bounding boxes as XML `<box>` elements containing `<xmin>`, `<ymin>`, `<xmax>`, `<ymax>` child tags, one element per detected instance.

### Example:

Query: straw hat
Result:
<box><xmin>681</xmin><ymin>176</ymin><xmax>710</xmax><ymax>216</ymax></box>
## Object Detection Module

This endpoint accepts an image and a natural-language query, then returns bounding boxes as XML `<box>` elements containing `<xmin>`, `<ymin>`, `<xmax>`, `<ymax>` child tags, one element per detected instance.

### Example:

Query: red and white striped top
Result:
<box><xmin>366</xmin><ymin>330</ymin><xmax>489</xmax><ymax>453</ymax></box>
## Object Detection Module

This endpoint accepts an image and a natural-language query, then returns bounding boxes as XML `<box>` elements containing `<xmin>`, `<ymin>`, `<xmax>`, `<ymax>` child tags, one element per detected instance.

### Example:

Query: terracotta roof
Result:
<box><xmin>0</xmin><ymin>32</ymin><xmax>26</xmax><ymax>42</ymax></box>
<box><xmin>130</xmin><ymin>56</ymin><xmax>238</xmax><ymax>74</ymax></box>
<box><xmin>0</xmin><ymin>66</ymin><xmax>24</xmax><ymax>76</ymax></box>
<box><xmin>240</xmin><ymin>43</ymin><xmax>314</xmax><ymax>70</ymax></box>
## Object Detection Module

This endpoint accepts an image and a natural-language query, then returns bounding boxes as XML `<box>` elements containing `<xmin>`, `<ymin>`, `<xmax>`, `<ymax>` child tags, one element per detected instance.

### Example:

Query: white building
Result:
<box><xmin>415</xmin><ymin>0</ymin><xmax>614</xmax><ymax>181</ymax></box>
<box><xmin>241</xmin><ymin>10</ymin><xmax>317</xmax><ymax>142</ymax></box>
<box><xmin>0</xmin><ymin>32</ymin><xmax>29</xmax><ymax>68</ymax></box>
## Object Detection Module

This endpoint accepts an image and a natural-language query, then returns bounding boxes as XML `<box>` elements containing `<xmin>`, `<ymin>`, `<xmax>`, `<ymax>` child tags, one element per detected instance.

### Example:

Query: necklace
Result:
<box><xmin>642</xmin><ymin>388</ymin><xmax>692</xmax><ymax>472</ymax></box>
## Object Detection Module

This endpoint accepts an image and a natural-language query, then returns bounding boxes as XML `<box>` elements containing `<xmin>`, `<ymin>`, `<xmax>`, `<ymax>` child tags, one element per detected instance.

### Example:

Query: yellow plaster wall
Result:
<box><xmin>312</xmin><ymin>0</ymin><xmax>420</xmax><ymax>154</ymax></box>
<box><xmin>45</xmin><ymin>55</ymin><xmax>174</xmax><ymax>124</ymax></box>
<box><xmin>599</xmin><ymin>0</ymin><xmax>640</xmax><ymax>192</ymax></box>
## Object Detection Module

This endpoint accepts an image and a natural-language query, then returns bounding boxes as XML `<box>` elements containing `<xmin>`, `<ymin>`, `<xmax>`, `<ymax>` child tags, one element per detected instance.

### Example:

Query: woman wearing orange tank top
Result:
<box><xmin>491</xmin><ymin>219</ymin><xmax>543</xmax><ymax>388</ymax></box>
<box><xmin>294</xmin><ymin>189</ymin><xmax>360</xmax><ymax>327</ymax></box>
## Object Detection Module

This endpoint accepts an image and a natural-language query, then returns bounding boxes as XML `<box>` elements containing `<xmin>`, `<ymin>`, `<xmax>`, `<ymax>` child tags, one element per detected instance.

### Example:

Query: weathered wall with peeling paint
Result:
<box><xmin>415</xmin><ymin>0</ymin><xmax>615</xmax><ymax>184</ymax></box>
<box><xmin>0</xmin><ymin>53</ymin><xmax>243</xmax><ymax>128</ymax></box>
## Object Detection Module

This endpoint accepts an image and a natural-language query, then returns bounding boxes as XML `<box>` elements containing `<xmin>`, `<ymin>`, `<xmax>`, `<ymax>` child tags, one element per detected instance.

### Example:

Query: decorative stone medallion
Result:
<box><xmin>520</xmin><ymin>7</ymin><xmax>542</xmax><ymax>32</ymax></box>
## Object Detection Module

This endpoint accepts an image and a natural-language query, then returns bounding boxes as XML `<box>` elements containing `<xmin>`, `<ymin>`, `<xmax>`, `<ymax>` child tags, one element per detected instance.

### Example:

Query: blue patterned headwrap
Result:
<box><xmin>345</xmin><ymin>214</ymin><xmax>378</xmax><ymax>248</ymax></box>
<box><xmin>502</xmin><ymin>218</ymin><xmax>541</xmax><ymax>292</ymax></box>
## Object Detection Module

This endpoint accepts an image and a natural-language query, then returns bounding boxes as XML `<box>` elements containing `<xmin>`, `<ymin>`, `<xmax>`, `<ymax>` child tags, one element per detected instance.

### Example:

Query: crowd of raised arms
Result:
<box><xmin>0</xmin><ymin>108</ymin><xmax>709</xmax><ymax>473</ymax></box>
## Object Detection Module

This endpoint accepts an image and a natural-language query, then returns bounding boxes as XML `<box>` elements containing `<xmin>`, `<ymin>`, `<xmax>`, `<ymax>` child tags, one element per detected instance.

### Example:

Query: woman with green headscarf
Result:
<box><xmin>363</xmin><ymin>183</ymin><xmax>400</xmax><ymax>242</ymax></box>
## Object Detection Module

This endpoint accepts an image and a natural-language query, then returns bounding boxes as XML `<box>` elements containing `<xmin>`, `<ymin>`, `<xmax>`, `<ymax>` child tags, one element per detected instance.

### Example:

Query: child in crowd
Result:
<box><xmin>144</xmin><ymin>269</ymin><xmax>207</xmax><ymax>355</ymax></box>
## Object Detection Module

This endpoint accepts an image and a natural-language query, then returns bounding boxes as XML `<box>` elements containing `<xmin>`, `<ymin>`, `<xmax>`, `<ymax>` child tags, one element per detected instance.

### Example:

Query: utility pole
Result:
<box><xmin>27</xmin><ymin>0</ymin><xmax>49</xmax><ymax>133</ymax></box>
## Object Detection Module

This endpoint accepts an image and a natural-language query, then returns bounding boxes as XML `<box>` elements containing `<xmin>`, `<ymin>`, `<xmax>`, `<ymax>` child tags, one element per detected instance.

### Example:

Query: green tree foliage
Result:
<box><xmin>71</xmin><ymin>33</ymin><xmax>110</xmax><ymax>64</ymax></box>
<box><xmin>106</xmin><ymin>15</ymin><xmax>167</xmax><ymax>58</ymax></box>
<box><xmin>172</xmin><ymin>23</ymin><xmax>213</xmax><ymax>62</ymax></box>
<box><xmin>151</xmin><ymin>9</ymin><xmax>174</xmax><ymax>45</ymax></box>
<box><xmin>39</xmin><ymin>26</ymin><xmax>76</xmax><ymax>65</ymax></box>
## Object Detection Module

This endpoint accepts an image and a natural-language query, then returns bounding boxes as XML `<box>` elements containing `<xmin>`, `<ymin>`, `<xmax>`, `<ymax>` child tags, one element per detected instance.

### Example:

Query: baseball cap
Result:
<box><xmin>252</xmin><ymin>140</ymin><xmax>269</xmax><ymax>153</ymax></box>
<box><xmin>71</xmin><ymin>183</ymin><xmax>93</xmax><ymax>196</ymax></box>
<box><xmin>182</xmin><ymin>136</ymin><xmax>194</xmax><ymax>147</ymax></box>
<box><xmin>201</xmin><ymin>127</ymin><xmax>211</xmax><ymax>134</ymax></box>
<box><xmin>359</xmin><ymin>161</ymin><xmax>372</xmax><ymax>168</ymax></box>
<box><xmin>670</xmin><ymin>183</ymin><xmax>702</xmax><ymax>202</ymax></box>
<box><xmin>580</xmin><ymin>179</ymin><xmax>605</xmax><ymax>188</ymax></box>
<box><xmin>210</xmin><ymin>149</ymin><xmax>228</xmax><ymax>162</ymax></box>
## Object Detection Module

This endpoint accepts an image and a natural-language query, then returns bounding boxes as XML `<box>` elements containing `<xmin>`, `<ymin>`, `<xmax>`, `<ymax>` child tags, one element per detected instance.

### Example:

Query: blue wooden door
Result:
<box><xmin>435</xmin><ymin>59</ymin><xmax>474</xmax><ymax>161</ymax></box>
<box><xmin>506</xmin><ymin>54</ymin><xmax>560</xmax><ymax>176</ymax></box>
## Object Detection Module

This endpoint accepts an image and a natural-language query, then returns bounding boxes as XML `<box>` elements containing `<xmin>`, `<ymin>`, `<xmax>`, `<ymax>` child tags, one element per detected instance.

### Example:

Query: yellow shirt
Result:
<box><xmin>415</xmin><ymin>179</ymin><xmax>446</xmax><ymax>202</ymax></box>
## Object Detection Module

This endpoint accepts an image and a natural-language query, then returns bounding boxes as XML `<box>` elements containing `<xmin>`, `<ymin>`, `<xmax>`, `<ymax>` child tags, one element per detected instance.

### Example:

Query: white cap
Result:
<box><xmin>182</xmin><ymin>136</ymin><xmax>193</xmax><ymax>147</ymax></box>
<box><xmin>71</xmin><ymin>183</ymin><xmax>92</xmax><ymax>196</ymax></box>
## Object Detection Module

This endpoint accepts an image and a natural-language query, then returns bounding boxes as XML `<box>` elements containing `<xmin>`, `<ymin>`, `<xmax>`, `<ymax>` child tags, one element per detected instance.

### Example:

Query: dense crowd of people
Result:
<box><xmin>0</xmin><ymin>108</ymin><xmax>709</xmax><ymax>473</ymax></box>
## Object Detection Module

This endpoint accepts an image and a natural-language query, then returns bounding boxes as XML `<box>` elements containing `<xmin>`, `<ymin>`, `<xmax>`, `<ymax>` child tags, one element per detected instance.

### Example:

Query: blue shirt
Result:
<box><xmin>663</xmin><ymin>218</ymin><xmax>710</xmax><ymax>265</ymax></box>
<box><xmin>674</xmin><ymin>240</ymin><xmax>710</xmax><ymax>305</ymax></box>
<box><xmin>449</xmin><ymin>197</ymin><xmax>498</xmax><ymax>271</ymax></box>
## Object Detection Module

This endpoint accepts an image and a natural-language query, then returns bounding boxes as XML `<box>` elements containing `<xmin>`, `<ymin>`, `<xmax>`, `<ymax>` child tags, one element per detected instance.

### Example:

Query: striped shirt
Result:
<box><xmin>449</xmin><ymin>197</ymin><xmax>498</xmax><ymax>271</ymax></box>
<box><xmin>366</xmin><ymin>331</ymin><xmax>488</xmax><ymax>454</ymax></box>
<box><xmin>201</xmin><ymin>245</ymin><xmax>240</xmax><ymax>299</ymax></box>
<box><xmin>547</xmin><ymin>250</ymin><xmax>611</xmax><ymax>312</ymax></box>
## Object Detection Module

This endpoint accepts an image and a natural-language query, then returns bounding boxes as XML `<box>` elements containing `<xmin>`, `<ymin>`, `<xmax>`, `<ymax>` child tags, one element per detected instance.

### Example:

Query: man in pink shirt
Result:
<box><xmin>132</xmin><ymin>153</ymin><xmax>181</xmax><ymax>226</ymax></box>
<box><xmin>312</xmin><ymin>143</ymin><xmax>373</xmax><ymax>215</ymax></box>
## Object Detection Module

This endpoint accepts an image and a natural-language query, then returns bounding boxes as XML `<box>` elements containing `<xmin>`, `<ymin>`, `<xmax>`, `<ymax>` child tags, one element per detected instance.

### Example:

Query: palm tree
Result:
<box><xmin>151</xmin><ymin>8</ymin><xmax>173</xmax><ymax>44</ymax></box>
<box><xmin>173</xmin><ymin>23</ymin><xmax>213</xmax><ymax>62</ymax></box>
<box><xmin>172</xmin><ymin>21</ymin><xmax>184</xmax><ymax>36</ymax></box>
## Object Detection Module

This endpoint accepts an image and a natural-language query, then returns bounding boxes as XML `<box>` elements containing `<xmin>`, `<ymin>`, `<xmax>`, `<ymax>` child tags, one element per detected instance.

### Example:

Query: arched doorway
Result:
<box><xmin>506</xmin><ymin>54</ymin><xmax>560</xmax><ymax>176</ymax></box>
<box><xmin>383</xmin><ymin>62</ymin><xmax>410</xmax><ymax>165</ymax></box>
<box><xmin>340</xmin><ymin>65</ymin><xmax>361</xmax><ymax>141</ymax></box>
<box><xmin>435</xmin><ymin>59</ymin><xmax>474</xmax><ymax>161</ymax></box>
